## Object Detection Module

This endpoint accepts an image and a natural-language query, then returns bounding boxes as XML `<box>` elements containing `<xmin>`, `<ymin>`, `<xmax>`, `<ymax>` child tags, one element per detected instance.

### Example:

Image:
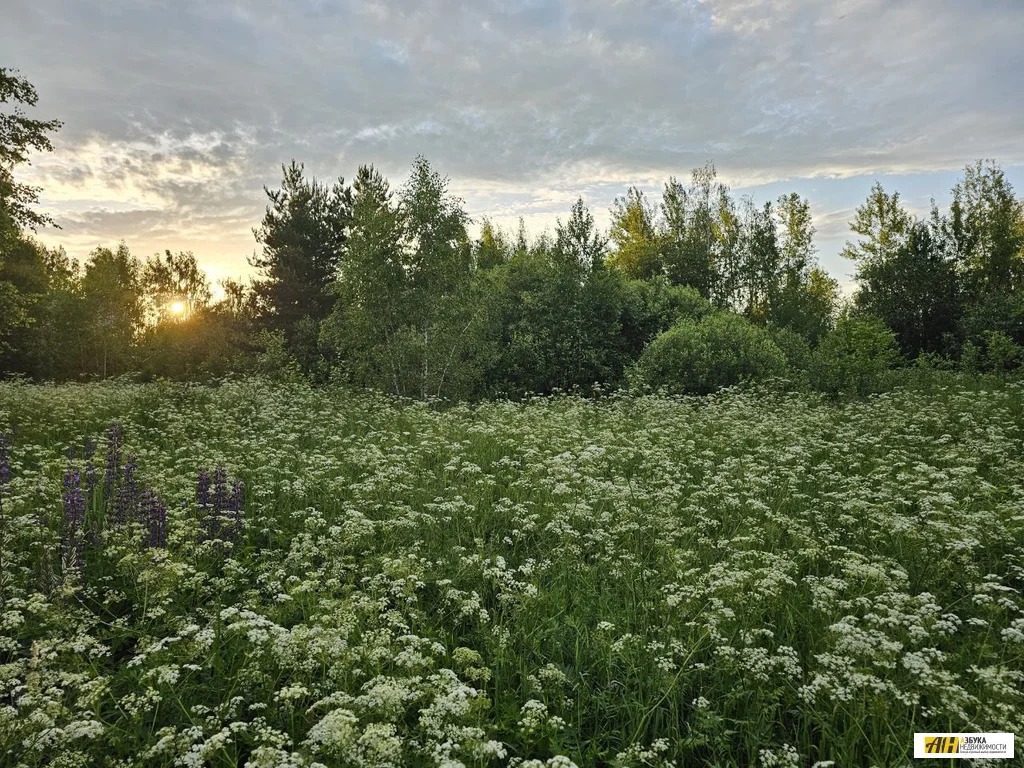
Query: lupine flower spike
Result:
<box><xmin>61</xmin><ymin>468</ymin><xmax>85</xmax><ymax>572</ymax></box>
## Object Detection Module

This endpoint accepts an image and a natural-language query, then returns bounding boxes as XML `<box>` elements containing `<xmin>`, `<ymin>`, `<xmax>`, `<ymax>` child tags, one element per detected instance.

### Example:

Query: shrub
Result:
<box><xmin>632</xmin><ymin>312</ymin><xmax>788</xmax><ymax>394</ymax></box>
<box><xmin>811</xmin><ymin>312</ymin><xmax>899</xmax><ymax>396</ymax></box>
<box><xmin>767</xmin><ymin>325</ymin><xmax>813</xmax><ymax>379</ymax></box>
<box><xmin>982</xmin><ymin>329</ymin><xmax>1022</xmax><ymax>374</ymax></box>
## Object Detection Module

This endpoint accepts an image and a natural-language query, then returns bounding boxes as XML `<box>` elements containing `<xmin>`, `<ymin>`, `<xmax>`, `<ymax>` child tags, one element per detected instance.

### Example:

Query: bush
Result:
<box><xmin>632</xmin><ymin>312</ymin><xmax>788</xmax><ymax>394</ymax></box>
<box><xmin>767</xmin><ymin>325</ymin><xmax>813</xmax><ymax>379</ymax></box>
<box><xmin>811</xmin><ymin>313</ymin><xmax>898</xmax><ymax>396</ymax></box>
<box><xmin>981</xmin><ymin>329</ymin><xmax>1022</xmax><ymax>374</ymax></box>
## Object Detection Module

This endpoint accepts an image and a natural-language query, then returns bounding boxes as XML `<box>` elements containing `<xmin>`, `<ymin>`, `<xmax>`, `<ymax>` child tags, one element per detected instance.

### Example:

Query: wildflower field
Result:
<box><xmin>1</xmin><ymin>378</ymin><xmax>1023</xmax><ymax>768</ymax></box>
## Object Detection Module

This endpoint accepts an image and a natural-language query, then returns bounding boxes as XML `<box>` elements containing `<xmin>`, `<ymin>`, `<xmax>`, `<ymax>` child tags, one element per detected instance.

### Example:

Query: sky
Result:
<box><xmin>5</xmin><ymin>0</ymin><xmax>1023</xmax><ymax>289</ymax></box>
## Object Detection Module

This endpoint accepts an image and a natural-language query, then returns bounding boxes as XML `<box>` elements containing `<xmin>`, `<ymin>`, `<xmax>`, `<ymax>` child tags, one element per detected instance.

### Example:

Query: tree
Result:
<box><xmin>853</xmin><ymin>220</ymin><xmax>960</xmax><ymax>358</ymax></box>
<box><xmin>400</xmin><ymin>156</ymin><xmax>474</xmax><ymax>398</ymax></box>
<box><xmin>556</xmin><ymin>197</ymin><xmax>608</xmax><ymax>270</ymax></box>
<box><xmin>776</xmin><ymin>192</ymin><xmax>815</xmax><ymax>277</ymax></box>
<box><xmin>840</xmin><ymin>182</ymin><xmax>913</xmax><ymax>269</ymax></box>
<box><xmin>478</xmin><ymin>202</ymin><xmax>670</xmax><ymax>397</ymax></box>
<box><xmin>474</xmin><ymin>217</ymin><xmax>511</xmax><ymax>270</ymax></box>
<box><xmin>812</xmin><ymin>312</ymin><xmax>899</xmax><ymax>396</ymax></box>
<box><xmin>0</xmin><ymin>235</ymin><xmax>46</xmax><ymax>364</ymax></box>
<box><xmin>402</xmin><ymin>156</ymin><xmax>471</xmax><ymax>306</ymax></box>
<box><xmin>607</xmin><ymin>187</ymin><xmax>662</xmax><ymax>279</ymax></box>
<box><xmin>947</xmin><ymin>160</ymin><xmax>1024</xmax><ymax>297</ymax></box>
<box><xmin>1</xmin><ymin>68</ymin><xmax>61</xmax><ymax>362</ymax></box>
<box><xmin>324</xmin><ymin>158</ymin><xmax>482</xmax><ymax>399</ymax></box>
<box><xmin>323</xmin><ymin>164</ymin><xmax>408</xmax><ymax>391</ymax></box>
<box><xmin>132</xmin><ymin>252</ymin><xmax>229</xmax><ymax>379</ymax></box>
<box><xmin>0</xmin><ymin>236</ymin><xmax>61</xmax><ymax>373</ymax></box>
<box><xmin>770</xmin><ymin>193</ymin><xmax>836</xmax><ymax>342</ymax></box>
<box><xmin>31</xmin><ymin>246</ymin><xmax>87</xmax><ymax>379</ymax></box>
<box><xmin>0</xmin><ymin>68</ymin><xmax>62</xmax><ymax>236</ymax></box>
<box><xmin>633</xmin><ymin>312</ymin><xmax>788</xmax><ymax>395</ymax></box>
<box><xmin>79</xmin><ymin>243</ymin><xmax>142</xmax><ymax>378</ymax></box>
<box><xmin>251</xmin><ymin>161</ymin><xmax>352</xmax><ymax>347</ymax></box>
<box><xmin>140</xmin><ymin>250</ymin><xmax>212</xmax><ymax>323</ymax></box>
<box><xmin>659</xmin><ymin>162</ymin><xmax>743</xmax><ymax>308</ymax></box>
<box><xmin>738</xmin><ymin>199</ymin><xmax>781</xmax><ymax>322</ymax></box>
<box><xmin>661</xmin><ymin>163</ymin><xmax>720</xmax><ymax>297</ymax></box>
<box><xmin>81</xmin><ymin>243</ymin><xmax>143</xmax><ymax>378</ymax></box>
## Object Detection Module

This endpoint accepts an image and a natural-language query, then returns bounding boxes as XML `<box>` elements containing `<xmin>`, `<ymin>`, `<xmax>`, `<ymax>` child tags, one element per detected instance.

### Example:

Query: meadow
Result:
<box><xmin>0</xmin><ymin>377</ymin><xmax>1022</xmax><ymax>767</ymax></box>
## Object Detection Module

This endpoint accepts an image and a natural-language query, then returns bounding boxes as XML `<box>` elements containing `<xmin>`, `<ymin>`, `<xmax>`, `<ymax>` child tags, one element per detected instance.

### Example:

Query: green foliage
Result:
<box><xmin>0</xmin><ymin>280</ymin><xmax>32</xmax><ymax>355</ymax></box>
<box><xmin>322</xmin><ymin>158</ymin><xmax>481</xmax><ymax>399</ymax></box>
<box><xmin>16</xmin><ymin>246</ymin><xmax>86</xmax><ymax>380</ymax></box>
<box><xmin>840</xmin><ymin>182</ymin><xmax>913</xmax><ymax>268</ymax></box>
<box><xmin>633</xmin><ymin>311</ymin><xmax>788</xmax><ymax>394</ymax></box>
<box><xmin>660</xmin><ymin>162</ymin><xmax>727</xmax><ymax>299</ymax></box>
<box><xmin>607</xmin><ymin>187</ymin><xmax>662</xmax><ymax>279</ymax></box>
<box><xmin>980</xmin><ymin>330</ymin><xmax>1022</xmax><ymax>374</ymax></box>
<box><xmin>852</xmin><ymin>220</ymin><xmax>961</xmax><ymax>357</ymax></box>
<box><xmin>473</xmin><ymin>217</ymin><xmax>511</xmax><ymax>270</ymax></box>
<box><xmin>0</xmin><ymin>68</ymin><xmax>61</xmax><ymax>358</ymax></box>
<box><xmin>0</xmin><ymin>71</ymin><xmax>1020</xmax><ymax>401</ymax></box>
<box><xmin>948</xmin><ymin>159</ymin><xmax>1024</xmax><ymax>298</ymax></box>
<box><xmin>738</xmin><ymin>199</ymin><xmax>781</xmax><ymax>321</ymax></box>
<box><xmin>960</xmin><ymin>287</ymin><xmax>1024</xmax><ymax>348</ymax></box>
<box><xmin>0</xmin><ymin>67</ymin><xmax>63</xmax><ymax>234</ymax></box>
<box><xmin>556</xmin><ymin>197</ymin><xmax>608</xmax><ymax>270</ymax></box>
<box><xmin>140</xmin><ymin>250</ymin><xmax>212</xmax><ymax>324</ymax></box>
<box><xmin>472</xmin><ymin>229</ymin><xmax>707</xmax><ymax>398</ymax></box>
<box><xmin>249</xmin><ymin>328</ymin><xmax>305</xmax><ymax>382</ymax></box>
<box><xmin>618</xmin><ymin>278</ymin><xmax>712</xmax><ymax>354</ymax></box>
<box><xmin>767</xmin><ymin>324</ymin><xmax>813</xmax><ymax>378</ymax></box>
<box><xmin>478</xmin><ymin>242</ymin><xmax>617</xmax><ymax>396</ymax></box>
<box><xmin>81</xmin><ymin>243</ymin><xmax>144</xmax><ymax>379</ymax></box>
<box><xmin>766</xmin><ymin>195</ymin><xmax>838</xmax><ymax>344</ymax></box>
<box><xmin>251</xmin><ymin>160</ymin><xmax>352</xmax><ymax>366</ymax></box>
<box><xmin>769</xmin><ymin>266</ymin><xmax>839</xmax><ymax>344</ymax></box>
<box><xmin>811</xmin><ymin>312</ymin><xmax>899</xmax><ymax>396</ymax></box>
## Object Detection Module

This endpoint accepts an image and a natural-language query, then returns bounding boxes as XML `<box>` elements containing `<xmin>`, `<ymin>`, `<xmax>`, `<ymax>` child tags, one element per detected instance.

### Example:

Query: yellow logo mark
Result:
<box><xmin>924</xmin><ymin>736</ymin><xmax>961</xmax><ymax>754</ymax></box>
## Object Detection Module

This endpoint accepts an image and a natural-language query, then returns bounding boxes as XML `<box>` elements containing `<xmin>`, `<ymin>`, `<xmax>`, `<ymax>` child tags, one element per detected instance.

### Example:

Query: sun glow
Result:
<box><xmin>169</xmin><ymin>300</ymin><xmax>187</xmax><ymax>316</ymax></box>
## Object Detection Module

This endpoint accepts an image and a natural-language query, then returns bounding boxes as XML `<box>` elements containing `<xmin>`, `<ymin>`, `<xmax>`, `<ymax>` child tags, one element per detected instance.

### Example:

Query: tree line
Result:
<box><xmin>2</xmin><ymin>67</ymin><xmax>1022</xmax><ymax>397</ymax></box>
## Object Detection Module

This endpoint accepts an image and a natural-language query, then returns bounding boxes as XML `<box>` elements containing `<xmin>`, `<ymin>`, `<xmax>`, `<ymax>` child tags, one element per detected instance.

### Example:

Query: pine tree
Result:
<box><xmin>251</xmin><ymin>161</ymin><xmax>352</xmax><ymax>340</ymax></box>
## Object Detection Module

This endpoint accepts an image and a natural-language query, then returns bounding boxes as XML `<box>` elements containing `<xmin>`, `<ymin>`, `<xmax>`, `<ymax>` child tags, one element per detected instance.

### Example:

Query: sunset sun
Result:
<box><xmin>169</xmin><ymin>300</ymin><xmax>186</xmax><ymax>316</ymax></box>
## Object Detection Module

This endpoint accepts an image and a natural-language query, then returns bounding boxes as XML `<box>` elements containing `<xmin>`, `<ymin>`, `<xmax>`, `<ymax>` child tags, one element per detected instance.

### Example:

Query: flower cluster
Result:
<box><xmin>61</xmin><ymin>466</ymin><xmax>85</xmax><ymax>571</ymax></box>
<box><xmin>197</xmin><ymin>466</ymin><xmax>245</xmax><ymax>543</ymax></box>
<box><xmin>0</xmin><ymin>430</ymin><xmax>9</xmax><ymax>517</ymax></box>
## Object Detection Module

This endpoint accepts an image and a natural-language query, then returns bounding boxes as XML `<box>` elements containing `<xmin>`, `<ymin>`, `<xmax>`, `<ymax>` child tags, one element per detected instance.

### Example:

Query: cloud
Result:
<box><xmin>4</xmin><ymin>0</ymin><xmax>1023</xmax><ymax>280</ymax></box>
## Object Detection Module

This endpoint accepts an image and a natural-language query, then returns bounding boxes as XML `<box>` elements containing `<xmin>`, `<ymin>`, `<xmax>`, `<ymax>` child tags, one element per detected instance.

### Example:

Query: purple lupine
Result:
<box><xmin>227</xmin><ymin>479</ymin><xmax>245</xmax><ymax>541</ymax></box>
<box><xmin>197</xmin><ymin>467</ymin><xmax>247</xmax><ymax>546</ymax></box>
<box><xmin>0</xmin><ymin>432</ymin><xmax>9</xmax><ymax>518</ymax></box>
<box><xmin>212</xmin><ymin>468</ymin><xmax>228</xmax><ymax>513</ymax></box>
<box><xmin>197</xmin><ymin>467</ymin><xmax>215</xmax><ymax>541</ymax></box>
<box><xmin>62</xmin><ymin>468</ymin><xmax>86</xmax><ymax>572</ymax></box>
<box><xmin>104</xmin><ymin>424</ymin><xmax>123</xmax><ymax>495</ymax></box>
<box><xmin>197</xmin><ymin>467</ymin><xmax>211</xmax><ymax>507</ymax></box>
<box><xmin>141</xmin><ymin>490</ymin><xmax>167</xmax><ymax>549</ymax></box>
<box><xmin>113</xmin><ymin>454</ymin><xmax>139</xmax><ymax>525</ymax></box>
<box><xmin>208</xmin><ymin>467</ymin><xmax>229</xmax><ymax>540</ymax></box>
